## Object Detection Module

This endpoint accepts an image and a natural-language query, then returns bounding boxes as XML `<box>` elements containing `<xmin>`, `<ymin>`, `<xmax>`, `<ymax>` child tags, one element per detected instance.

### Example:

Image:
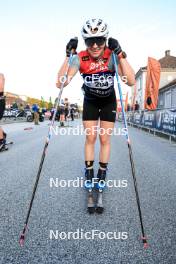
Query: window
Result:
<box><xmin>165</xmin><ymin>90</ymin><xmax>171</xmax><ymax>108</ymax></box>
<box><xmin>171</xmin><ymin>87</ymin><xmax>176</xmax><ymax>107</ymax></box>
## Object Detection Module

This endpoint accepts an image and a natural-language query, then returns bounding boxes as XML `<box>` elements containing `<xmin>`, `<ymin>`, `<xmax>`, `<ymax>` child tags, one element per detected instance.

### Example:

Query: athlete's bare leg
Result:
<box><xmin>99</xmin><ymin>121</ymin><xmax>115</xmax><ymax>163</ymax></box>
<box><xmin>83</xmin><ymin>120</ymin><xmax>98</xmax><ymax>161</ymax></box>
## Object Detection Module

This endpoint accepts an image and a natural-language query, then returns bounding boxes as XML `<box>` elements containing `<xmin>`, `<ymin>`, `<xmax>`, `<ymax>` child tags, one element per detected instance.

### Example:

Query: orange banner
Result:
<box><xmin>144</xmin><ymin>57</ymin><xmax>161</xmax><ymax>110</ymax></box>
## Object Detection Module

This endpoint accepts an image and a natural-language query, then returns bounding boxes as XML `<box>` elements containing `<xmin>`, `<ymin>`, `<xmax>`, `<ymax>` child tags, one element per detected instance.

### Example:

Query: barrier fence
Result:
<box><xmin>117</xmin><ymin>108</ymin><xmax>176</xmax><ymax>135</ymax></box>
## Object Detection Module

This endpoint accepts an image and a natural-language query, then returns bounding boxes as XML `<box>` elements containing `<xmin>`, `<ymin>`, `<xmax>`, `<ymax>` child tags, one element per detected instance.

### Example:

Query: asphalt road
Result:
<box><xmin>0</xmin><ymin>119</ymin><xmax>176</xmax><ymax>264</ymax></box>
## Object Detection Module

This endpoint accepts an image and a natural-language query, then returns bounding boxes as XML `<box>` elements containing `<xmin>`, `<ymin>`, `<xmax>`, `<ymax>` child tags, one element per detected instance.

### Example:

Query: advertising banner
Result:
<box><xmin>122</xmin><ymin>109</ymin><xmax>176</xmax><ymax>135</ymax></box>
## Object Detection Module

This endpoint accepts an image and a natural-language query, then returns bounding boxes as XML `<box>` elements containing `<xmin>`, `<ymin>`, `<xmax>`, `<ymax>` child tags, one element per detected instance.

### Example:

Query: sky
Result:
<box><xmin>0</xmin><ymin>0</ymin><xmax>176</xmax><ymax>103</ymax></box>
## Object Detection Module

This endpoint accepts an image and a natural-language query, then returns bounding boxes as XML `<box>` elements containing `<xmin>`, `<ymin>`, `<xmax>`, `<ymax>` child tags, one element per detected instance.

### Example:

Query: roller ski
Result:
<box><xmin>6</xmin><ymin>141</ymin><xmax>13</xmax><ymax>146</ymax></box>
<box><xmin>0</xmin><ymin>132</ymin><xmax>13</xmax><ymax>152</ymax></box>
<box><xmin>84</xmin><ymin>162</ymin><xmax>107</xmax><ymax>214</ymax></box>
<box><xmin>84</xmin><ymin>163</ymin><xmax>95</xmax><ymax>214</ymax></box>
<box><xmin>95</xmin><ymin>168</ymin><xmax>106</xmax><ymax>214</ymax></box>
<box><xmin>0</xmin><ymin>141</ymin><xmax>8</xmax><ymax>151</ymax></box>
<box><xmin>0</xmin><ymin>141</ymin><xmax>13</xmax><ymax>152</ymax></box>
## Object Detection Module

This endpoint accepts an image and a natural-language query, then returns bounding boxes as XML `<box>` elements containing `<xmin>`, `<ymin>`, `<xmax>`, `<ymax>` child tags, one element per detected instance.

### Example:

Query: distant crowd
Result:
<box><xmin>4</xmin><ymin>99</ymin><xmax>80</xmax><ymax>126</ymax></box>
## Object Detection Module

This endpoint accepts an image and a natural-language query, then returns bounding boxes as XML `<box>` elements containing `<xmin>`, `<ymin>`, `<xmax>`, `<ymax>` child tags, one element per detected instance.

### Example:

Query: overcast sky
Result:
<box><xmin>0</xmin><ymin>0</ymin><xmax>175</xmax><ymax>103</ymax></box>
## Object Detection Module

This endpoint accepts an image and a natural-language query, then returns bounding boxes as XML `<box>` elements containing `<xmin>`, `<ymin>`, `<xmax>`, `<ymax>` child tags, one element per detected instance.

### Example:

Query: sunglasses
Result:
<box><xmin>85</xmin><ymin>37</ymin><xmax>106</xmax><ymax>47</ymax></box>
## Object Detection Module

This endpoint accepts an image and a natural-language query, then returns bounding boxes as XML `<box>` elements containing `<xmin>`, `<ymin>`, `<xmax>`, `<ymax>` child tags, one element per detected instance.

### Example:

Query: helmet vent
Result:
<box><xmin>91</xmin><ymin>27</ymin><xmax>98</xmax><ymax>34</ymax></box>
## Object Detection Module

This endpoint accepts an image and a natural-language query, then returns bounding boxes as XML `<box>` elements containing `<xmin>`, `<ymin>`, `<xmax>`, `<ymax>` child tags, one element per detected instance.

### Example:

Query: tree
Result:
<box><xmin>48</xmin><ymin>96</ymin><xmax>53</xmax><ymax>110</ymax></box>
<box><xmin>40</xmin><ymin>96</ymin><xmax>45</xmax><ymax>108</ymax></box>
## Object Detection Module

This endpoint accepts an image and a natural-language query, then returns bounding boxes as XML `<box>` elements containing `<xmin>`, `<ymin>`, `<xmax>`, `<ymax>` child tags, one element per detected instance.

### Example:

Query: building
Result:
<box><xmin>4</xmin><ymin>92</ymin><xmax>27</xmax><ymax>108</ymax></box>
<box><xmin>158</xmin><ymin>79</ymin><xmax>176</xmax><ymax>108</ymax></box>
<box><xmin>133</xmin><ymin>50</ymin><xmax>176</xmax><ymax>109</ymax></box>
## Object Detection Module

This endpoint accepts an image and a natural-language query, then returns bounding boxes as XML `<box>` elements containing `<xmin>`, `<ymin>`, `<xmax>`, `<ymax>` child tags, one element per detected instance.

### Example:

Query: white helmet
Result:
<box><xmin>81</xmin><ymin>18</ymin><xmax>109</xmax><ymax>39</ymax></box>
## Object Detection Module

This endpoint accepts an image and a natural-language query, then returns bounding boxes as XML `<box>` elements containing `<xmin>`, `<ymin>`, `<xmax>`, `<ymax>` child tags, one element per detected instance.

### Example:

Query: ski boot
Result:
<box><xmin>60</xmin><ymin>121</ymin><xmax>64</xmax><ymax>127</ymax></box>
<box><xmin>84</xmin><ymin>168</ymin><xmax>95</xmax><ymax>214</ymax></box>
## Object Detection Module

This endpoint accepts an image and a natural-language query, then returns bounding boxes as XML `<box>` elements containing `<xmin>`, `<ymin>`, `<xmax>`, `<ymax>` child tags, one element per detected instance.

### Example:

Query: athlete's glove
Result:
<box><xmin>108</xmin><ymin>37</ymin><xmax>122</xmax><ymax>55</ymax></box>
<box><xmin>66</xmin><ymin>37</ymin><xmax>78</xmax><ymax>57</ymax></box>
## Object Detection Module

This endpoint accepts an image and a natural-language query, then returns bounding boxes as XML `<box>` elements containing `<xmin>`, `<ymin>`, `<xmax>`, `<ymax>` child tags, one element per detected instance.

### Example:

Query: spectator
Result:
<box><xmin>64</xmin><ymin>102</ymin><xmax>69</xmax><ymax>121</ymax></box>
<box><xmin>25</xmin><ymin>104</ymin><xmax>30</xmax><ymax>110</ymax></box>
<box><xmin>58</xmin><ymin>103</ymin><xmax>65</xmax><ymax>126</ymax></box>
<box><xmin>12</xmin><ymin>102</ymin><xmax>18</xmax><ymax>110</ymax></box>
<box><xmin>134</xmin><ymin>101</ymin><xmax>140</xmax><ymax>111</ymax></box>
<box><xmin>127</xmin><ymin>103</ymin><xmax>131</xmax><ymax>112</ymax></box>
<box><xmin>32</xmin><ymin>103</ymin><xmax>39</xmax><ymax>125</ymax></box>
<box><xmin>0</xmin><ymin>73</ymin><xmax>8</xmax><ymax>151</ymax></box>
<box><xmin>70</xmin><ymin>107</ymin><xmax>75</xmax><ymax>121</ymax></box>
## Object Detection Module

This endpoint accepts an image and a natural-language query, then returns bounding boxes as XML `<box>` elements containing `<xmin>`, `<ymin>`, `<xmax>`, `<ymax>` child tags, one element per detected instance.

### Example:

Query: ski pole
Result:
<box><xmin>19</xmin><ymin>54</ymin><xmax>74</xmax><ymax>246</ymax></box>
<box><xmin>112</xmin><ymin>52</ymin><xmax>148</xmax><ymax>248</ymax></box>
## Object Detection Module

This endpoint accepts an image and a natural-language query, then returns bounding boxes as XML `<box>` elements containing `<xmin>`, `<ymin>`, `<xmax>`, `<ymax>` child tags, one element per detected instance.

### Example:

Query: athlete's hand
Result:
<box><xmin>66</xmin><ymin>37</ymin><xmax>78</xmax><ymax>57</ymax></box>
<box><xmin>108</xmin><ymin>38</ymin><xmax>122</xmax><ymax>55</ymax></box>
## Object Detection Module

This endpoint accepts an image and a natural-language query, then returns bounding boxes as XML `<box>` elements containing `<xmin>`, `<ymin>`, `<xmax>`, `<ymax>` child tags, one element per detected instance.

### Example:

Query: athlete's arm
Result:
<box><xmin>56</xmin><ymin>37</ymin><xmax>79</xmax><ymax>88</ymax></box>
<box><xmin>56</xmin><ymin>57</ymin><xmax>79</xmax><ymax>88</ymax></box>
<box><xmin>108</xmin><ymin>38</ymin><xmax>135</xmax><ymax>86</ymax></box>
<box><xmin>118</xmin><ymin>59</ymin><xmax>135</xmax><ymax>86</ymax></box>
